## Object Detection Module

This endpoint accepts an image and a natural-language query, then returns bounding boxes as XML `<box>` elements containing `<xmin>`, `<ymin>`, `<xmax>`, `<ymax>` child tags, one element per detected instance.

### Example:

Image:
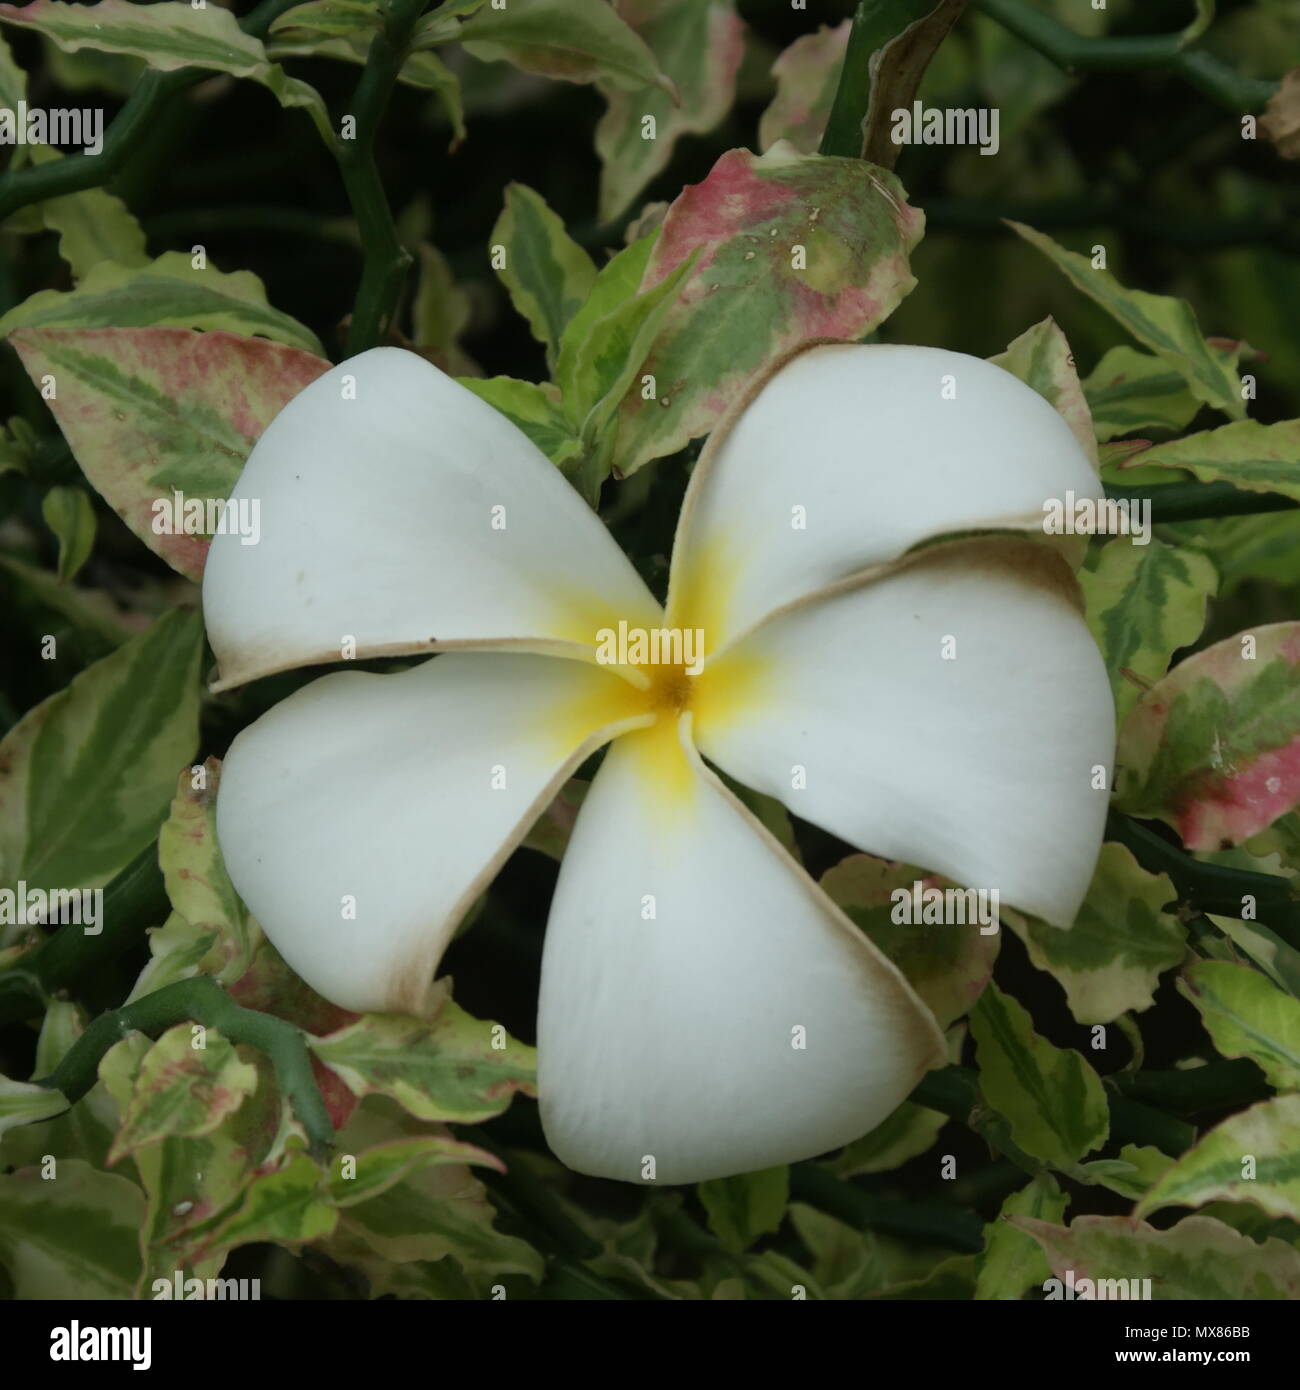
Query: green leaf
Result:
<box><xmin>1208</xmin><ymin>914</ymin><xmax>1300</xmax><ymax>1002</ymax></box>
<box><xmin>0</xmin><ymin>1074</ymin><xmax>68</xmax><ymax>1135</ymax></box>
<box><xmin>1007</xmin><ymin>221</ymin><xmax>1245</xmax><ymax>420</ymax></box>
<box><xmin>99</xmin><ymin>1034</ymin><xmax>290</xmax><ymax>1291</ymax></box>
<box><xmin>821</xmin><ymin>854</ymin><xmax>999</xmax><ymax>1031</ymax></box>
<box><xmin>0</xmin><ymin>251</ymin><xmax>323</xmax><ymax>352</ymax></box>
<box><xmin>321</xmin><ymin>1098</ymin><xmax>543</xmax><ymax>1284</ymax></box>
<box><xmin>595</xmin><ymin>0</ymin><xmax>744</xmax><ymax>222</ymax></box>
<box><xmin>698</xmin><ymin>1165</ymin><xmax>789</xmax><ymax>1253</ymax></box>
<box><xmin>0</xmin><ymin>553</ymin><xmax>136</xmax><ymax>653</ymax></box>
<box><xmin>827</xmin><ymin>1025</ymin><xmax>960</xmax><ymax>1177</ymax></box>
<box><xmin>0</xmin><ymin>1004</ymin><xmax>115</xmax><ymax>1169</ymax></box>
<box><xmin>0</xmin><ymin>28</ymin><xmax>24</xmax><ymax>107</ymax></box>
<box><xmin>31</xmin><ymin>145</ymin><xmax>148</xmax><ymax>279</ymax></box>
<box><xmin>267</xmin><ymin>28</ymin><xmax>463</xmax><ymax>142</ymax></box>
<box><xmin>269</xmin><ymin>0</ymin><xmax>381</xmax><ymax>42</ymax></box>
<box><xmin>156</xmin><ymin>759</ymin><xmax>259</xmax><ymax>985</ymax></box>
<box><xmin>970</xmin><ymin>981</ymin><xmax>1109</xmax><ymax>1171</ymax></box>
<box><xmin>1179</xmin><ymin>959</ymin><xmax>1300</xmax><ymax>1090</ymax></box>
<box><xmin>40</xmin><ymin>483</ymin><xmax>96</xmax><ymax>582</ymax></box>
<box><xmin>560</xmin><ymin>250</ymin><xmax>696</xmax><ymax>498</ymax></box>
<box><xmin>1119</xmin><ymin>417</ymin><xmax>1300</xmax><ymax>504</ymax></box>
<box><xmin>412</xmin><ymin>242</ymin><xmax>474</xmax><ymax>373</ymax></box>
<box><xmin>1082</xmin><ymin>345</ymin><xmax>1202</xmax><ymax>443</ymax></box>
<box><xmin>0</xmin><ymin>1157</ymin><xmax>143</xmax><ymax>1298</ymax></box>
<box><xmin>974</xmin><ymin>1173</ymin><xmax>1067</xmax><ymax>1301</ymax></box>
<box><xmin>0</xmin><ymin>0</ymin><xmax>270</xmax><ymax>70</ymax></box>
<box><xmin>1163</xmin><ymin>512</ymin><xmax>1300</xmax><ymax>598</ymax></box>
<box><xmin>458</xmin><ymin>376</ymin><xmax>581</xmax><ymax>468</ymax></box>
<box><xmin>1076</xmin><ymin>1143</ymin><xmax>1176</xmax><ymax>1201</ymax></box>
<box><xmin>1115</xmin><ymin>621</ymin><xmax>1300</xmax><ymax>851</ymax></box>
<box><xmin>554</xmin><ymin>232</ymin><xmax>654</xmax><ymax>402</ymax></box>
<box><xmin>988</xmin><ymin>315</ymin><xmax>1098</xmax><ymax>465</ymax></box>
<box><xmin>1136</xmin><ymin>1095</ymin><xmax>1300</xmax><ymax>1221</ymax></box>
<box><xmin>459</xmin><ymin>0</ymin><xmax>672</xmax><ymax>94</ymax></box>
<box><xmin>326</xmin><ymin>1134</ymin><xmax>501</xmax><ymax>1208</ymax></box>
<box><xmin>490</xmin><ymin>183</ymin><xmax>596</xmax><ymax>370</ymax></box>
<box><xmin>179</xmin><ymin>1151</ymin><xmax>338</xmax><ymax>1264</ymax></box>
<box><xmin>0</xmin><ymin>608</ymin><xmax>203</xmax><ymax>897</ymax></box>
<box><xmin>108</xmin><ymin>1025</ymin><xmax>258</xmax><ymax>1164</ymax></box>
<box><xmin>1003</xmin><ymin>844</ymin><xmax>1185</xmax><ymax>1025</ymax></box>
<box><xmin>0</xmin><ymin>0</ymin><xmax>331</xmax><ymax>142</ymax></box>
<box><xmin>1014</xmin><ymin>1212</ymin><xmax>1300</xmax><ymax>1299</ymax></box>
<box><xmin>310</xmin><ymin>982</ymin><xmax>537</xmax><ymax>1124</ymax></box>
<box><xmin>607</xmin><ymin>145</ymin><xmax>922</xmax><ymax>478</ymax></box>
<box><xmin>867</xmin><ymin>1253</ymin><xmax>977</xmax><ymax>1300</ymax></box>
<box><xmin>10</xmin><ymin>325</ymin><xmax>330</xmax><ymax>581</ymax></box>
<box><xmin>828</xmin><ymin>1101</ymin><xmax>948</xmax><ymax>1179</ymax></box>
<box><xmin>1080</xmin><ymin>536</ymin><xmax>1218</xmax><ymax>725</ymax></box>
<box><xmin>758</xmin><ymin>21</ymin><xmax>850</xmax><ymax>156</ymax></box>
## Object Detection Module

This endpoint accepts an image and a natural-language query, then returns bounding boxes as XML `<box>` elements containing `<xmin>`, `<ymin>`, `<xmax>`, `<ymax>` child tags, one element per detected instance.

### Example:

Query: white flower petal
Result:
<box><xmin>216</xmin><ymin>652</ymin><xmax>649</xmax><ymax>1015</ymax></box>
<box><xmin>668</xmin><ymin>342</ymin><xmax>1101</xmax><ymax>652</ymax></box>
<box><xmin>536</xmin><ymin>725</ymin><xmax>946</xmax><ymax>1184</ymax></box>
<box><xmin>694</xmin><ymin>539</ymin><xmax>1115</xmax><ymax>928</ymax></box>
<box><xmin>203</xmin><ymin>348</ymin><xmax>660</xmax><ymax>688</ymax></box>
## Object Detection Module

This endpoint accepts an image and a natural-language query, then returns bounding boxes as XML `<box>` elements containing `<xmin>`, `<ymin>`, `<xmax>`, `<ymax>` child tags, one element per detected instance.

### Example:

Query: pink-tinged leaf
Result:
<box><xmin>309</xmin><ymin>980</ymin><xmax>537</xmax><ymax>1126</ymax></box>
<box><xmin>609</xmin><ymin>145</ymin><xmax>922</xmax><ymax>478</ymax></box>
<box><xmin>1115</xmin><ymin>622</ymin><xmax>1300</xmax><ymax>851</ymax></box>
<box><xmin>595</xmin><ymin>0</ymin><xmax>745</xmax><ymax>222</ymax></box>
<box><xmin>106</xmin><ymin>1024</ymin><xmax>259</xmax><ymax>1166</ymax></box>
<box><xmin>1011</xmin><ymin>1213</ymin><xmax>1300</xmax><ymax>1300</ymax></box>
<box><xmin>757</xmin><ymin>21</ymin><xmax>850</xmax><ymax>156</ymax></box>
<box><xmin>9</xmin><ymin>327</ymin><xmax>330</xmax><ymax>581</ymax></box>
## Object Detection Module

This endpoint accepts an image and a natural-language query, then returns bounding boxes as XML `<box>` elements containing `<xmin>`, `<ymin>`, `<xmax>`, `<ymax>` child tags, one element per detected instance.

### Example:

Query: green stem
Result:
<box><xmin>1107</xmin><ymin>812</ymin><xmax>1300</xmax><ymax>947</ymax></box>
<box><xmin>789</xmin><ymin>1164</ymin><xmax>984</xmax><ymax>1253</ymax></box>
<box><xmin>914</xmin><ymin>1063</ymin><xmax>1195</xmax><ymax>1158</ymax></box>
<box><xmin>1105</xmin><ymin>482</ymin><xmax>1300</xmax><ymax>524</ymax></box>
<box><xmin>972</xmin><ymin>0</ymin><xmax>1278</xmax><ymax>111</ymax></box>
<box><xmin>35</xmin><ymin>975</ymin><xmax>334</xmax><ymax>1160</ymax></box>
<box><xmin>1110</xmin><ymin>1057</ymin><xmax>1270</xmax><ymax>1116</ymax></box>
<box><xmin>337</xmin><ymin>0</ymin><xmax>428</xmax><ymax>355</ymax></box>
<box><xmin>0</xmin><ymin>0</ymin><xmax>303</xmax><ymax>223</ymax></box>
<box><xmin>0</xmin><ymin>840</ymin><xmax>167</xmax><ymax>1025</ymax></box>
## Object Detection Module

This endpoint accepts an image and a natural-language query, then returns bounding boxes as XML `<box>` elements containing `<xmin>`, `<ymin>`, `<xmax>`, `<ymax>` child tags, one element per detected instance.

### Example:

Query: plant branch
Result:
<box><xmin>1107</xmin><ymin>811</ymin><xmax>1300</xmax><ymax>947</ymax></box>
<box><xmin>0</xmin><ymin>0</ymin><xmax>302</xmax><ymax>223</ymax></box>
<box><xmin>973</xmin><ymin>0</ymin><xmax>1278</xmax><ymax>113</ymax></box>
<box><xmin>789</xmin><ymin>1163</ymin><xmax>985</xmax><ymax>1253</ymax></box>
<box><xmin>34</xmin><ymin>975</ymin><xmax>334</xmax><ymax>1160</ymax></box>
<box><xmin>337</xmin><ymin>0</ymin><xmax>429</xmax><ymax>355</ymax></box>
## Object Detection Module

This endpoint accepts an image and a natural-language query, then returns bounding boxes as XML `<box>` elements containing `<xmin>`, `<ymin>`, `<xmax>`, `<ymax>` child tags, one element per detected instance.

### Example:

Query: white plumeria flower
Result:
<box><xmin>203</xmin><ymin>341</ymin><xmax>1114</xmax><ymax>1184</ymax></box>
